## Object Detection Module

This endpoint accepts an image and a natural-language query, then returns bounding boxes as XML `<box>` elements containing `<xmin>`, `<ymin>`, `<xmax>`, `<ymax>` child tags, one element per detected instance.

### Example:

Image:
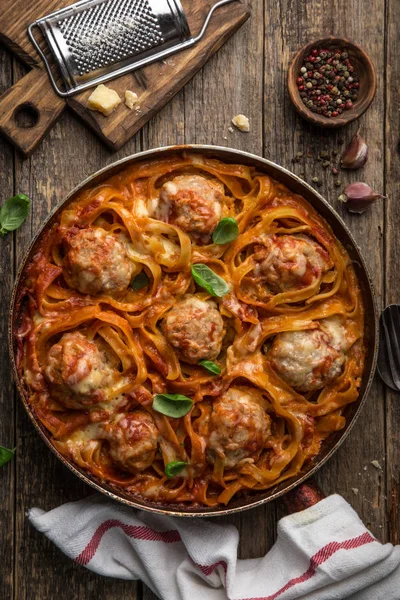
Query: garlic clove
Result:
<box><xmin>341</xmin><ymin>182</ymin><xmax>385</xmax><ymax>214</ymax></box>
<box><xmin>341</xmin><ymin>130</ymin><xmax>368</xmax><ymax>170</ymax></box>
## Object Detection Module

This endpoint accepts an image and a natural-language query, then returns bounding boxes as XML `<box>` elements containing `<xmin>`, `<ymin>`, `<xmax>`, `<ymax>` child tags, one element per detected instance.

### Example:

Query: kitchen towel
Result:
<box><xmin>28</xmin><ymin>493</ymin><xmax>400</xmax><ymax>600</ymax></box>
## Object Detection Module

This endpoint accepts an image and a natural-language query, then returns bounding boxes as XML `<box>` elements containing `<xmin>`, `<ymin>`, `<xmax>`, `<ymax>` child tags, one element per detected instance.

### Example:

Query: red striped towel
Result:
<box><xmin>28</xmin><ymin>494</ymin><xmax>400</xmax><ymax>599</ymax></box>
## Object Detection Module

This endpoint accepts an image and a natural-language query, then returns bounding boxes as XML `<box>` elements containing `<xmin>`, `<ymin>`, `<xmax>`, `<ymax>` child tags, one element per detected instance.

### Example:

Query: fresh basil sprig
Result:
<box><xmin>199</xmin><ymin>360</ymin><xmax>221</xmax><ymax>375</ymax></box>
<box><xmin>0</xmin><ymin>193</ymin><xmax>30</xmax><ymax>236</ymax></box>
<box><xmin>152</xmin><ymin>393</ymin><xmax>193</xmax><ymax>418</ymax></box>
<box><xmin>212</xmin><ymin>217</ymin><xmax>239</xmax><ymax>244</ymax></box>
<box><xmin>165</xmin><ymin>461</ymin><xmax>187</xmax><ymax>478</ymax></box>
<box><xmin>131</xmin><ymin>271</ymin><xmax>149</xmax><ymax>290</ymax></box>
<box><xmin>191</xmin><ymin>264</ymin><xmax>229</xmax><ymax>297</ymax></box>
<box><xmin>0</xmin><ymin>446</ymin><xmax>16</xmax><ymax>467</ymax></box>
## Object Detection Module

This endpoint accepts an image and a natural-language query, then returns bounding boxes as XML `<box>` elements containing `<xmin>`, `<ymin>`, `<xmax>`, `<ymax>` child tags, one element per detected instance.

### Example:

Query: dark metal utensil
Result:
<box><xmin>377</xmin><ymin>304</ymin><xmax>400</xmax><ymax>391</ymax></box>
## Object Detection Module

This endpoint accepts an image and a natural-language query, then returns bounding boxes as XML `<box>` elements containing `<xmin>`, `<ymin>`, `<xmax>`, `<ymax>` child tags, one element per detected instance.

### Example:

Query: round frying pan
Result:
<box><xmin>8</xmin><ymin>145</ymin><xmax>379</xmax><ymax>517</ymax></box>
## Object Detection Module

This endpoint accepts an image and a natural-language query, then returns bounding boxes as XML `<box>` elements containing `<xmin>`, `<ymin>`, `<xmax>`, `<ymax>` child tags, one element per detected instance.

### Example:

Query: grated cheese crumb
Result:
<box><xmin>371</xmin><ymin>460</ymin><xmax>382</xmax><ymax>470</ymax></box>
<box><xmin>125</xmin><ymin>90</ymin><xmax>139</xmax><ymax>110</ymax></box>
<box><xmin>228</xmin><ymin>126</ymin><xmax>234</xmax><ymax>133</ymax></box>
<box><xmin>232</xmin><ymin>114</ymin><xmax>250</xmax><ymax>132</ymax></box>
<box><xmin>351</xmin><ymin>488</ymin><xmax>359</xmax><ymax>495</ymax></box>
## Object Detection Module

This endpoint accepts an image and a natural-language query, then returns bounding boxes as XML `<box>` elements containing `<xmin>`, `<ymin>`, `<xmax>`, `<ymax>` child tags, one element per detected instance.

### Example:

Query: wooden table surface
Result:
<box><xmin>0</xmin><ymin>0</ymin><xmax>399</xmax><ymax>597</ymax></box>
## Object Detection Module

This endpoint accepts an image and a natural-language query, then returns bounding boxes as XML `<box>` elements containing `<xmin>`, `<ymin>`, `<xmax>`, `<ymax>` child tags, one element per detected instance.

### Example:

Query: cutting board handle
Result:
<box><xmin>0</xmin><ymin>68</ymin><xmax>65</xmax><ymax>157</ymax></box>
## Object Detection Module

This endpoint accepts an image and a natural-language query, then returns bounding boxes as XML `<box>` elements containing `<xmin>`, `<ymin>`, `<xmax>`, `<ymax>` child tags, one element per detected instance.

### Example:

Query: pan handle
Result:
<box><xmin>282</xmin><ymin>480</ymin><xmax>326</xmax><ymax>514</ymax></box>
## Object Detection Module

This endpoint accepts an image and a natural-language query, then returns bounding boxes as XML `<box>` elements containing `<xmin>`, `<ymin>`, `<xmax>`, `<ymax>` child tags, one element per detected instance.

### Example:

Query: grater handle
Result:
<box><xmin>28</xmin><ymin>23</ymin><xmax>70</xmax><ymax>99</ymax></box>
<box><xmin>0</xmin><ymin>68</ymin><xmax>65</xmax><ymax>156</ymax></box>
<box><xmin>28</xmin><ymin>0</ymin><xmax>239</xmax><ymax>98</ymax></box>
<box><xmin>192</xmin><ymin>0</ymin><xmax>238</xmax><ymax>43</ymax></box>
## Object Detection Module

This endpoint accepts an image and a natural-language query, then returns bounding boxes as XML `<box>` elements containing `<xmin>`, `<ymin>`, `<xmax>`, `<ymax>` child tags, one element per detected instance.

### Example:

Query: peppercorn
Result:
<box><xmin>297</xmin><ymin>46</ymin><xmax>360</xmax><ymax>117</ymax></box>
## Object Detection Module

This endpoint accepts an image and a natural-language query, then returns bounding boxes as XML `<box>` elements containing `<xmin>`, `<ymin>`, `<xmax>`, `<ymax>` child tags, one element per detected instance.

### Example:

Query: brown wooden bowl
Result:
<box><xmin>288</xmin><ymin>36</ymin><xmax>376</xmax><ymax>128</ymax></box>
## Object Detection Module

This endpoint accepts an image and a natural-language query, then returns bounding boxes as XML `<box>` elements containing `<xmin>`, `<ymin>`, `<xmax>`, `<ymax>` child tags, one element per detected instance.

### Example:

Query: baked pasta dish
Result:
<box><xmin>15</xmin><ymin>153</ymin><xmax>365</xmax><ymax>507</ymax></box>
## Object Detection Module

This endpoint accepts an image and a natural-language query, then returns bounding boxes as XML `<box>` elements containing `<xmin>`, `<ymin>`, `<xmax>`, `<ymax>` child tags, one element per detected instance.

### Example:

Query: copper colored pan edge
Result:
<box><xmin>8</xmin><ymin>145</ymin><xmax>379</xmax><ymax>517</ymax></box>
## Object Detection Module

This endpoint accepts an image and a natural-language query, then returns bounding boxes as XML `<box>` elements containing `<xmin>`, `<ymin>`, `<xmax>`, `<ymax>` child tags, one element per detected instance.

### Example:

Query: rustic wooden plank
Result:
<box><xmin>262</xmin><ymin>0</ymin><xmax>386</xmax><ymax>540</ymax></box>
<box><xmin>11</xmin><ymin>59</ymin><xmax>142</xmax><ymax>600</ymax></box>
<box><xmin>0</xmin><ymin>0</ymin><xmax>248</xmax><ymax>155</ymax></box>
<box><xmin>384</xmin><ymin>0</ymin><xmax>400</xmax><ymax>546</ymax></box>
<box><xmin>0</xmin><ymin>0</ymin><xmax>61</xmax><ymax>65</ymax></box>
<box><xmin>0</xmin><ymin>46</ymin><xmax>15</xmax><ymax>600</ymax></box>
<box><xmin>0</xmin><ymin>68</ymin><xmax>65</xmax><ymax>157</ymax></box>
<box><xmin>68</xmin><ymin>0</ymin><xmax>249</xmax><ymax>151</ymax></box>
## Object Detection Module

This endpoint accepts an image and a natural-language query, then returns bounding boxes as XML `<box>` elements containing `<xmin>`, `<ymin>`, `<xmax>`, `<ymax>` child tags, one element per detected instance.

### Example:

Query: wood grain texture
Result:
<box><xmin>0</xmin><ymin>0</ymin><xmax>249</xmax><ymax>153</ymax></box>
<box><xmin>0</xmin><ymin>0</ymin><xmax>398</xmax><ymax>598</ymax></box>
<box><xmin>0</xmin><ymin>47</ymin><xmax>15</xmax><ymax>600</ymax></box>
<box><xmin>0</xmin><ymin>0</ymin><xmax>61</xmax><ymax>65</ymax></box>
<box><xmin>0</xmin><ymin>68</ymin><xmax>65</xmax><ymax>156</ymax></box>
<box><xmin>384</xmin><ymin>0</ymin><xmax>400</xmax><ymax>545</ymax></box>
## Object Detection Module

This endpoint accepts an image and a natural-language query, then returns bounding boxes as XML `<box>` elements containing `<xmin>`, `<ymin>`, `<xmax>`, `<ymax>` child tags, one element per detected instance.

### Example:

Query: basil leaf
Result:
<box><xmin>165</xmin><ymin>461</ymin><xmax>187</xmax><ymax>478</ymax></box>
<box><xmin>199</xmin><ymin>360</ymin><xmax>221</xmax><ymax>375</ymax></box>
<box><xmin>131</xmin><ymin>271</ymin><xmax>149</xmax><ymax>290</ymax></box>
<box><xmin>191</xmin><ymin>264</ymin><xmax>229</xmax><ymax>297</ymax></box>
<box><xmin>212</xmin><ymin>217</ymin><xmax>239</xmax><ymax>245</ymax></box>
<box><xmin>0</xmin><ymin>193</ymin><xmax>30</xmax><ymax>236</ymax></box>
<box><xmin>0</xmin><ymin>446</ymin><xmax>16</xmax><ymax>467</ymax></box>
<box><xmin>153</xmin><ymin>393</ymin><xmax>193</xmax><ymax>418</ymax></box>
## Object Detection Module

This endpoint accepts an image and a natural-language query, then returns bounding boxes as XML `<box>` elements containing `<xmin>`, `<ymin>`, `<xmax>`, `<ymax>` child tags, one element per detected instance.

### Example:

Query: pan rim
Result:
<box><xmin>8</xmin><ymin>144</ymin><xmax>379</xmax><ymax>517</ymax></box>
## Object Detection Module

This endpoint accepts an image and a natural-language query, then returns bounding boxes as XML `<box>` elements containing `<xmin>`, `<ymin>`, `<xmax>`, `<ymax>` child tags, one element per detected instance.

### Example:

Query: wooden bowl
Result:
<box><xmin>288</xmin><ymin>37</ymin><xmax>376</xmax><ymax>128</ymax></box>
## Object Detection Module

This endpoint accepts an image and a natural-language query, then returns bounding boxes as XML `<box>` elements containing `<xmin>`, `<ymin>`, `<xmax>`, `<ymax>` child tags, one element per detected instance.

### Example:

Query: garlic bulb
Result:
<box><xmin>339</xmin><ymin>182</ymin><xmax>385</xmax><ymax>214</ymax></box>
<box><xmin>341</xmin><ymin>131</ymin><xmax>368</xmax><ymax>170</ymax></box>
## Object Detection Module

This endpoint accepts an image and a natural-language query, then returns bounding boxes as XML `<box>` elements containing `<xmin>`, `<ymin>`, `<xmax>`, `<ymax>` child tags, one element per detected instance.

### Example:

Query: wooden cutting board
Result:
<box><xmin>0</xmin><ymin>0</ymin><xmax>249</xmax><ymax>156</ymax></box>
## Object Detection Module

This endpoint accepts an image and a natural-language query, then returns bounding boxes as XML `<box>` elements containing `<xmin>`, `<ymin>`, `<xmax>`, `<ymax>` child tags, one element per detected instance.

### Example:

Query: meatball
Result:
<box><xmin>104</xmin><ymin>411</ymin><xmax>159</xmax><ymax>473</ymax></box>
<box><xmin>155</xmin><ymin>175</ymin><xmax>224</xmax><ymax>244</ymax></box>
<box><xmin>254</xmin><ymin>234</ymin><xmax>331</xmax><ymax>293</ymax></box>
<box><xmin>63</xmin><ymin>227</ymin><xmax>134</xmax><ymax>295</ymax></box>
<box><xmin>267</xmin><ymin>318</ymin><xmax>349</xmax><ymax>392</ymax></box>
<box><xmin>162</xmin><ymin>296</ymin><xmax>224</xmax><ymax>364</ymax></box>
<box><xmin>207</xmin><ymin>387</ymin><xmax>271</xmax><ymax>468</ymax></box>
<box><xmin>44</xmin><ymin>332</ymin><xmax>116</xmax><ymax>408</ymax></box>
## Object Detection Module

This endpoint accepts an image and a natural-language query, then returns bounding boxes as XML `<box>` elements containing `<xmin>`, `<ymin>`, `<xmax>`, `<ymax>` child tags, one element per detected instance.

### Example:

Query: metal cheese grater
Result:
<box><xmin>28</xmin><ymin>0</ymin><xmax>236</xmax><ymax>98</ymax></box>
